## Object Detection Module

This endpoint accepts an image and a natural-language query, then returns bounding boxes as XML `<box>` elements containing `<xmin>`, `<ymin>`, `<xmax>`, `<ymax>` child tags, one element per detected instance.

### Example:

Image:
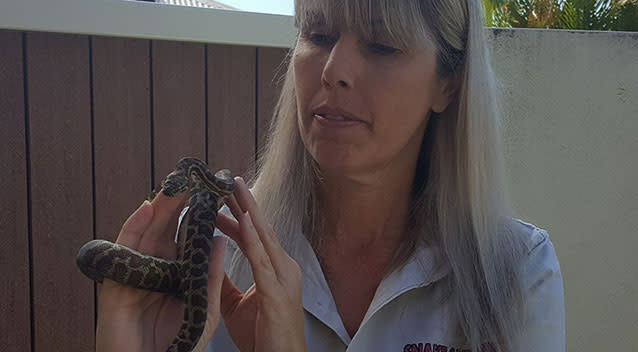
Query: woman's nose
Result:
<box><xmin>321</xmin><ymin>35</ymin><xmax>360</xmax><ymax>90</ymax></box>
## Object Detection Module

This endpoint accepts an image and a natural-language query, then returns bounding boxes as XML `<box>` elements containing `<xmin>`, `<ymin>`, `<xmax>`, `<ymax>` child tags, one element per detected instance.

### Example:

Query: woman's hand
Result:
<box><xmin>216</xmin><ymin>177</ymin><xmax>308</xmax><ymax>352</ymax></box>
<box><xmin>95</xmin><ymin>192</ymin><xmax>227</xmax><ymax>352</ymax></box>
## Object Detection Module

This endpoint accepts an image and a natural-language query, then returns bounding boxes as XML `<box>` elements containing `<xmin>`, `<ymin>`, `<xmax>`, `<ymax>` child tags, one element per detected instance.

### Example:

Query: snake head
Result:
<box><xmin>213</xmin><ymin>168</ymin><xmax>235</xmax><ymax>208</ymax></box>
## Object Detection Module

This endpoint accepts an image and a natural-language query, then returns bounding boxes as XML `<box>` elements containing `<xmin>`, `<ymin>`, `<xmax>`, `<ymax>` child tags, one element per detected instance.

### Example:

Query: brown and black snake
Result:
<box><xmin>76</xmin><ymin>157</ymin><xmax>234</xmax><ymax>352</ymax></box>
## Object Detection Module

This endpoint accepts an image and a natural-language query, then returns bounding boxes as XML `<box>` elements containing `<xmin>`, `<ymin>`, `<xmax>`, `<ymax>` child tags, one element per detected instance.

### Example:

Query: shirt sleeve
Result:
<box><xmin>513</xmin><ymin>228</ymin><xmax>566</xmax><ymax>351</ymax></box>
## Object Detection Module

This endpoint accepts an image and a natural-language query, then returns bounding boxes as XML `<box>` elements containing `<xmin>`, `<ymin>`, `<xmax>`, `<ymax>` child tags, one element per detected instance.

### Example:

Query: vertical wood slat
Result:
<box><xmin>152</xmin><ymin>40</ymin><xmax>206</xmax><ymax>186</ymax></box>
<box><xmin>26</xmin><ymin>32</ymin><xmax>94</xmax><ymax>352</ymax></box>
<box><xmin>257</xmin><ymin>47</ymin><xmax>289</xmax><ymax>159</ymax></box>
<box><xmin>0</xmin><ymin>29</ymin><xmax>31</xmax><ymax>352</ymax></box>
<box><xmin>92</xmin><ymin>36</ymin><xmax>152</xmax><ymax>242</ymax></box>
<box><xmin>207</xmin><ymin>45</ymin><xmax>256</xmax><ymax>178</ymax></box>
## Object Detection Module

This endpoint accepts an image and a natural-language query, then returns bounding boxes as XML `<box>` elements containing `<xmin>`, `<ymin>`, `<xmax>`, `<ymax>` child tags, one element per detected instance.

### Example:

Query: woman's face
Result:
<box><xmin>294</xmin><ymin>22</ymin><xmax>455</xmax><ymax>181</ymax></box>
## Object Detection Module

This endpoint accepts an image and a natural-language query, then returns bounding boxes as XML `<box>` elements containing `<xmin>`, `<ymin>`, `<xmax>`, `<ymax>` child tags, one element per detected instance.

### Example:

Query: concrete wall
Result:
<box><xmin>488</xmin><ymin>28</ymin><xmax>638</xmax><ymax>351</ymax></box>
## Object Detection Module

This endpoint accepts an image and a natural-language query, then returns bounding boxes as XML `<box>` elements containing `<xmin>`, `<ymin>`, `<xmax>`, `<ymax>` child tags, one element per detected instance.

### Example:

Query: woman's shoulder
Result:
<box><xmin>505</xmin><ymin>217</ymin><xmax>563</xmax><ymax>292</ymax></box>
<box><xmin>505</xmin><ymin>220</ymin><xmax>566</xmax><ymax>349</ymax></box>
<box><xmin>507</xmin><ymin>217</ymin><xmax>552</xmax><ymax>255</ymax></box>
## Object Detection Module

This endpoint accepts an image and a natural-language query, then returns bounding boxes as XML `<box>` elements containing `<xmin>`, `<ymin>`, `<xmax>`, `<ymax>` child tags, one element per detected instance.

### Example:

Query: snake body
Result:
<box><xmin>76</xmin><ymin>157</ymin><xmax>234</xmax><ymax>352</ymax></box>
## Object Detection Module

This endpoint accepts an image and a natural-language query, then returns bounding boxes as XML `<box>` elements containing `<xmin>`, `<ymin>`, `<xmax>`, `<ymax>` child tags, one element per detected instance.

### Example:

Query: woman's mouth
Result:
<box><xmin>313</xmin><ymin>113</ymin><xmax>364</xmax><ymax>127</ymax></box>
<box><xmin>315</xmin><ymin>113</ymin><xmax>350</xmax><ymax>121</ymax></box>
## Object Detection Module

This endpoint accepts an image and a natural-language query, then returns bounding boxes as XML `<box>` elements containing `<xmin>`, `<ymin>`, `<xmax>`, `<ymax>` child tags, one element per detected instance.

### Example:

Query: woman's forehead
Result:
<box><xmin>296</xmin><ymin>0</ymin><xmax>396</xmax><ymax>27</ymax></box>
<box><xmin>295</xmin><ymin>0</ymin><xmax>435</xmax><ymax>48</ymax></box>
<box><xmin>299</xmin><ymin>11</ymin><xmax>387</xmax><ymax>37</ymax></box>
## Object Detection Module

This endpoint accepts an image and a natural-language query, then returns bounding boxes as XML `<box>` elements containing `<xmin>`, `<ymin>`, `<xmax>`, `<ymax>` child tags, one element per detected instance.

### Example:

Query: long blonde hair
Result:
<box><xmin>231</xmin><ymin>0</ymin><xmax>528</xmax><ymax>350</ymax></box>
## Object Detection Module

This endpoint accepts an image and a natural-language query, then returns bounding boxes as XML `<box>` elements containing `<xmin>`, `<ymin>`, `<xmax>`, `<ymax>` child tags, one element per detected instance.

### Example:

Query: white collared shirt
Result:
<box><xmin>206</xmin><ymin>218</ymin><xmax>565</xmax><ymax>352</ymax></box>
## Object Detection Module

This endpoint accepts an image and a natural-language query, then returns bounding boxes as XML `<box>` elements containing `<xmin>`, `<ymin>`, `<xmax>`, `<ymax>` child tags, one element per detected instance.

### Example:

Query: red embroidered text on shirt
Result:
<box><xmin>403</xmin><ymin>342</ymin><xmax>496</xmax><ymax>352</ymax></box>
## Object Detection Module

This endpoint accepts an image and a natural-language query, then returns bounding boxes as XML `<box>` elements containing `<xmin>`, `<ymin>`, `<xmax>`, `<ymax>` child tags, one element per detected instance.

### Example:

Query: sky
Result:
<box><xmin>219</xmin><ymin>0</ymin><xmax>294</xmax><ymax>15</ymax></box>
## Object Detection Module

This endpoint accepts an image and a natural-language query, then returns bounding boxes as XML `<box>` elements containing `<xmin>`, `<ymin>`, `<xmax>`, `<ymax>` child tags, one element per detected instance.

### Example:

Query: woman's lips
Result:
<box><xmin>313</xmin><ymin>113</ymin><xmax>364</xmax><ymax>127</ymax></box>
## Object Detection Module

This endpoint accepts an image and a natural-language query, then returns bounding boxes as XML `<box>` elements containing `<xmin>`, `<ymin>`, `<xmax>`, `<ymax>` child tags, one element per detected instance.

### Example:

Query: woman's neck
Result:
<box><xmin>314</xmin><ymin>167</ymin><xmax>415</xmax><ymax>254</ymax></box>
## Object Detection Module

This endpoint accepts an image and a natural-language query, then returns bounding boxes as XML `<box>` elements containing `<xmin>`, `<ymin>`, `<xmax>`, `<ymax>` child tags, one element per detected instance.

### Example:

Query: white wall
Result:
<box><xmin>488</xmin><ymin>28</ymin><xmax>638</xmax><ymax>351</ymax></box>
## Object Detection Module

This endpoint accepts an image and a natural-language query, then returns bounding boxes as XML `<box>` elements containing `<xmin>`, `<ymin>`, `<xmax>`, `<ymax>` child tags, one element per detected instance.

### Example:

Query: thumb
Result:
<box><xmin>115</xmin><ymin>200</ymin><xmax>154</xmax><ymax>248</ymax></box>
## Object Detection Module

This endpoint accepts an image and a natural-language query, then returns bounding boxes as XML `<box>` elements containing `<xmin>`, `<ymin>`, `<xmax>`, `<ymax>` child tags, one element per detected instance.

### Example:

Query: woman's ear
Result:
<box><xmin>431</xmin><ymin>74</ymin><xmax>460</xmax><ymax>113</ymax></box>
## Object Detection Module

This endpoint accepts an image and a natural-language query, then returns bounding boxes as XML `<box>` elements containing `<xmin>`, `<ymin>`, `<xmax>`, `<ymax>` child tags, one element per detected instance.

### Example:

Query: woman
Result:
<box><xmin>96</xmin><ymin>0</ymin><xmax>565</xmax><ymax>351</ymax></box>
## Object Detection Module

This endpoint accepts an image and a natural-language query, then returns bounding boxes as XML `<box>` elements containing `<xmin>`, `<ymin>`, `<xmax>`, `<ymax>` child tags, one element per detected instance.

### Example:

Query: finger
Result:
<box><xmin>216</xmin><ymin>211</ymin><xmax>241</xmax><ymax>243</ymax></box>
<box><xmin>216</xmin><ymin>208</ymin><xmax>288</xmax><ymax>286</ymax></box>
<box><xmin>232</xmin><ymin>178</ymin><xmax>269</xmax><ymax>235</ymax></box>
<box><xmin>232</xmin><ymin>178</ymin><xmax>288</xmax><ymax>268</ymax></box>
<box><xmin>222</xmin><ymin>195</ymin><xmax>261</xmax><ymax>255</ymax></box>
<box><xmin>150</xmin><ymin>190</ymin><xmax>189</xmax><ymax>242</ymax></box>
<box><xmin>219</xmin><ymin>206</ymin><xmax>286</xmax><ymax>285</ymax></box>
<box><xmin>138</xmin><ymin>191</ymin><xmax>188</xmax><ymax>257</ymax></box>
<box><xmin>224</xmin><ymin>194</ymin><xmax>270</xmax><ymax>248</ymax></box>
<box><xmin>115</xmin><ymin>200</ymin><xmax>153</xmax><ymax>249</ymax></box>
<box><xmin>238</xmin><ymin>211</ymin><xmax>280</xmax><ymax>292</ymax></box>
<box><xmin>223</xmin><ymin>195</ymin><xmax>243</xmax><ymax>230</ymax></box>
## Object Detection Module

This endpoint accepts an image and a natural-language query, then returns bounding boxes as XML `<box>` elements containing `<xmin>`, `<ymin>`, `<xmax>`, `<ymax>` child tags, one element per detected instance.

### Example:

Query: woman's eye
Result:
<box><xmin>367</xmin><ymin>43</ymin><xmax>400</xmax><ymax>55</ymax></box>
<box><xmin>307</xmin><ymin>32</ymin><xmax>335</xmax><ymax>46</ymax></box>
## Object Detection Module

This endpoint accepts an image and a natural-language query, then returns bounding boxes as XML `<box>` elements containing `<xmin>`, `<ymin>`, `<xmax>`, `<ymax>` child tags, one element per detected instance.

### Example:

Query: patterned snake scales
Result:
<box><xmin>76</xmin><ymin>157</ymin><xmax>235</xmax><ymax>352</ymax></box>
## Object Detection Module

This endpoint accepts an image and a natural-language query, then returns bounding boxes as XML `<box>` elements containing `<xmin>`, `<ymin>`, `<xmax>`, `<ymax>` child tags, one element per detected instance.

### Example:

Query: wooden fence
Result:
<box><xmin>0</xmin><ymin>28</ymin><xmax>288</xmax><ymax>352</ymax></box>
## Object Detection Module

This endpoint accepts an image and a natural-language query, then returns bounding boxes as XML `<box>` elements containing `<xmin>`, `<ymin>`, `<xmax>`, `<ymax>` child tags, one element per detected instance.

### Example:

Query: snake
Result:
<box><xmin>76</xmin><ymin>157</ymin><xmax>234</xmax><ymax>352</ymax></box>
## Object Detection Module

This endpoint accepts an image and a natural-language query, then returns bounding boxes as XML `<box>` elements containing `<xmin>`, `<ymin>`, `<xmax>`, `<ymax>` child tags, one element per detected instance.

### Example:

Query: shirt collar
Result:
<box><xmin>291</xmin><ymin>234</ymin><xmax>451</xmax><ymax>346</ymax></box>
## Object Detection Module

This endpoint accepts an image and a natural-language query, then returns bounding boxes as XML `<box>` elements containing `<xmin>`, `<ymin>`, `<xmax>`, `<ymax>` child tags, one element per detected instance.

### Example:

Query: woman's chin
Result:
<box><xmin>304</xmin><ymin>138</ymin><xmax>373</xmax><ymax>176</ymax></box>
<box><xmin>310</xmin><ymin>151</ymin><xmax>368</xmax><ymax>178</ymax></box>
